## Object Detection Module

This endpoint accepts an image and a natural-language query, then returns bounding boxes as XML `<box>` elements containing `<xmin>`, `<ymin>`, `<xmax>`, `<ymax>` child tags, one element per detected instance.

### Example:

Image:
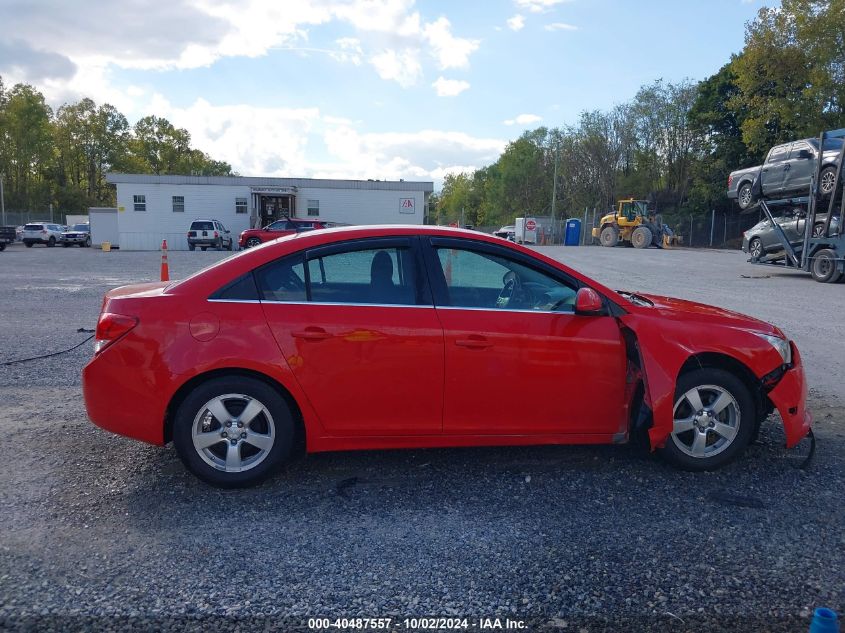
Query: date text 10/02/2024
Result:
<box><xmin>307</xmin><ymin>618</ymin><xmax>527</xmax><ymax>630</ymax></box>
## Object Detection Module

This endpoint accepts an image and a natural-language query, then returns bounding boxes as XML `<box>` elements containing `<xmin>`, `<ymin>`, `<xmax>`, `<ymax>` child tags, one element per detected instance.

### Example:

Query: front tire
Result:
<box><xmin>246</xmin><ymin>237</ymin><xmax>262</xmax><ymax>248</ymax></box>
<box><xmin>172</xmin><ymin>376</ymin><xmax>295</xmax><ymax>488</ymax></box>
<box><xmin>599</xmin><ymin>226</ymin><xmax>619</xmax><ymax>247</ymax></box>
<box><xmin>47</xmin><ymin>236</ymin><xmax>56</xmax><ymax>247</ymax></box>
<box><xmin>811</xmin><ymin>248</ymin><xmax>842</xmax><ymax>283</ymax></box>
<box><xmin>659</xmin><ymin>368</ymin><xmax>755</xmax><ymax>471</ymax></box>
<box><xmin>749</xmin><ymin>237</ymin><xmax>763</xmax><ymax>260</ymax></box>
<box><xmin>737</xmin><ymin>182</ymin><xmax>754</xmax><ymax>210</ymax></box>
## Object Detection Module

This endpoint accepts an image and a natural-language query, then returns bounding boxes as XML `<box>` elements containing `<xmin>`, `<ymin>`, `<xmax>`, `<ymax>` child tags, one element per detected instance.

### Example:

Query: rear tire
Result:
<box><xmin>63</xmin><ymin>242</ymin><xmax>70</xmax><ymax>247</ymax></box>
<box><xmin>631</xmin><ymin>226</ymin><xmax>652</xmax><ymax>249</ymax></box>
<box><xmin>172</xmin><ymin>376</ymin><xmax>295</xmax><ymax>488</ymax></box>
<box><xmin>811</xmin><ymin>248</ymin><xmax>842</xmax><ymax>283</ymax></box>
<box><xmin>24</xmin><ymin>241</ymin><xmax>33</xmax><ymax>248</ymax></box>
<box><xmin>47</xmin><ymin>236</ymin><xmax>56</xmax><ymax>247</ymax></box>
<box><xmin>188</xmin><ymin>244</ymin><xmax>195</xmax><ymax>251</ymax></box>
<box><xmin>599</xmin><ymin>226</ymin><xmax>619</xmax><ymax>248</ymax></box>
<box><xmin>200</xmin><ymin>246</ymin><xmax>207</xmax><ymax>251</ymax></box>
<box><xmin>819</xmin><ymin>166</ymin><xmax>837</xmax><ymax>198</ymax></box>
<box><xmin>227</xmin><ymin>239</ymin><xmax>233</xmax><ymax>251</ymax></box>
<box><xmin>737</xmin><ymin>182</ymin><xmax>754</xmax><ymax>210</ymax></box>
<box><xmin>659</xmin><ymin>368</ymin><xmax>755</xmax><ymax>471</ymax></box>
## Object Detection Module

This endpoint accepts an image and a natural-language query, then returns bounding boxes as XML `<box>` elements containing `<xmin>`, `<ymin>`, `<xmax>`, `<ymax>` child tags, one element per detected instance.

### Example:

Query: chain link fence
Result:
<box><xmin>474</xmin><ymin>208</ymin><xmax>764</xmax><ymax>249</ymax></box>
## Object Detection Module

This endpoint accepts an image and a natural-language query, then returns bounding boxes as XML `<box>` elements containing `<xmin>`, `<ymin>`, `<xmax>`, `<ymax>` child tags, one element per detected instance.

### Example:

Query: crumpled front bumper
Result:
<box><xmin>767</xmin><ymin>343</ymin><xmax>812</xmax><ymax>448</ymax></box>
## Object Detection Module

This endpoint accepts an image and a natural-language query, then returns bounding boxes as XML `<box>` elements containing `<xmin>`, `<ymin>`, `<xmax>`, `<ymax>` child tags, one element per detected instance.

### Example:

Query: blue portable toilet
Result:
<box><xmin>564</xmin><ymin>218</ymin><xmax>581</xmax><ymax>245</ymax></box>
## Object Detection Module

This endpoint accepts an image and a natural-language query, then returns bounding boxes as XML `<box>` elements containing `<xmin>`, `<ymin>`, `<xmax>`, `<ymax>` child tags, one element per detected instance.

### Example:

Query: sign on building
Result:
<box><xmin>399</xmin><ymin>198</ymin><xmax>415</xmax><ymax>214</ymax></box>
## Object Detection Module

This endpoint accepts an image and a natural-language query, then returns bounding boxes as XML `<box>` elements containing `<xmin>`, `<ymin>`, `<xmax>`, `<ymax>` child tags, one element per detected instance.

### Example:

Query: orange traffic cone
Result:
<box><xmin>160</xmin><ymin>239</ymin><xmax>169</xmax><ymax>282</ymax></box>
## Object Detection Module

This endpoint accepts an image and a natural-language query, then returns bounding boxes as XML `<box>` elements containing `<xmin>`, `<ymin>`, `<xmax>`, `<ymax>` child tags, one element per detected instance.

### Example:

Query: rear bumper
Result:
<box><xmin>767</xmin><ymin>343</ymin><xmax>812</xmax><ymax>448</ymax></box>
<box><xmin>741</xmin><ymin>236</ymin><xmax>750</xmax><ymax>253</ymax></box>
<box><xmin>82</xmin><ymin>350</ymin><xmax>167</xmax><ymax>446</ymax></box>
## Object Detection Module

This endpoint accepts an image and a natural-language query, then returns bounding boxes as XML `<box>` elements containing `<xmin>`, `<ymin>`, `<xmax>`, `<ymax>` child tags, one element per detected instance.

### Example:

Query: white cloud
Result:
<box><xmin>432</xmin><ymin>77</ymin><xmax>470</xmax><ymax>97</ymax></box>
<box><xmin>423</xmin><ymin>17</ymin><xmax>480</xmax><ymax>70</ymax></box>
<box><xmin>514</xmin><ymin>0</ymin><xmax>572</xmax><ymax>13</ymax></box>
<box><xmin>506</xmin><ymin>14</ymin><xmax>526</xmax><ymax>31</ymax></box>
<box><xmin>145</xmin><ymin>96</ymin><xmax>504</xmax><ymax>186</ymax></box>
<box><xmin>369</xmin><ymin>49</ymin><xmax>423</xmax><ymax>88</ymax></box>
<box><xmin>0</xmin><ymin>0</ymin><xmax>481</xmax><ymax>96</ymax></box>
<box><xmin>503</xmin><ymin>113</ymin><xmax>543</xmax><ymax>126</ymax></box>
<box><xmin>329</xmin><ymin>38</ymin><xmax>364</xmax><ymax>65</ymax></box>
<box><xmin>544</xmin><ymin>22</ymin><xmax>578</xmax><ymax>31</ymax></box>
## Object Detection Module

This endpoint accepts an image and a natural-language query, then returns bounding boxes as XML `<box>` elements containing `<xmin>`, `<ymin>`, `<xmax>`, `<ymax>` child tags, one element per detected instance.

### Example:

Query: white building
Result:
<box><xmin>101</xmin><ymin>173</ymin><xmax>434</xmax><ymax>250</ymax></box>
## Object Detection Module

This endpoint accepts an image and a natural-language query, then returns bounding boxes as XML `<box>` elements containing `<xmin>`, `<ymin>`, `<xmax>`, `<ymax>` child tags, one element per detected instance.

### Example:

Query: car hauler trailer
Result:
<box><xmin>747</xmin><ymin>129</ymin><xmax>845</xmax><ymax>283</ymax></box>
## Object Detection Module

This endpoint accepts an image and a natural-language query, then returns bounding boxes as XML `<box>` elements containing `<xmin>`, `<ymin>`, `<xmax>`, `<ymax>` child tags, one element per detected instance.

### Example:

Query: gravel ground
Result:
<box><xmin>0</xmin><ymin>242</ymin><xmax>843</xmax><ymax>632</ymax></box>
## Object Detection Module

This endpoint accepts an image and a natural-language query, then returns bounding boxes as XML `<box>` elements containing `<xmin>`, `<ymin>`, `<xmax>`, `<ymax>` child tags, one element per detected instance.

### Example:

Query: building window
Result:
<box><xmin>172</xmin><ymin>196</ymin><xmax>184</xmax><ymax>213</ymax></box>
<box><xmin>235</xmin><ymin>197</ymin><xmax>248</xmax><ymax>214</ymax></box>
<box><xmin>133</xmin><ymin>195</ymin><xmax>146</xmax><ymax>212</ymax></box>
<box><xmin>307</xmin><ymin>199</ymin><xmax>319</xmax><ymax>216</ymax></box>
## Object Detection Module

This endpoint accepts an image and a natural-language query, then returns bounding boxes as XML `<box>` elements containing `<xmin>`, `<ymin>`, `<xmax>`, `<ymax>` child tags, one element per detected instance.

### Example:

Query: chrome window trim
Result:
<box><xmin>207</xmin><ymin>298</ymin><xmax>433</xmax><ymax>308</ymax></box>
<box><xmin>435</xmin><ymin>305</ymin><xmax>575</xmax><ymax>315</ymax></box>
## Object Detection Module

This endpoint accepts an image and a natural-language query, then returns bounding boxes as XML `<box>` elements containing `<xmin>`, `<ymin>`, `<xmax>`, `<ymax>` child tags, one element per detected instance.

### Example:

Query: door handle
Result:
<box><xmin>292</xmin><ymin>328</ymin><xmax>333</xmax><ymax>341</ymax></box>
<box><xmin>455</xmin><ymin>336</ymin><xmax>492</xmax><ymax>349</ymax></box>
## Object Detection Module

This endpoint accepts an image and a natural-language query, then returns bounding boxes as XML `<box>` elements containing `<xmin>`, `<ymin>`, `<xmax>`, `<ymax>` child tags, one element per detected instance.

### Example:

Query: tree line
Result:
<box><xmin>0</xmin><ymin>81</ymin><xmax>232</xmax><ymax>215</ymax></box>
<box><xmin>434</xmin><ymin>0</ymin><xmax>845</xmax><ymax>227</ymax></box>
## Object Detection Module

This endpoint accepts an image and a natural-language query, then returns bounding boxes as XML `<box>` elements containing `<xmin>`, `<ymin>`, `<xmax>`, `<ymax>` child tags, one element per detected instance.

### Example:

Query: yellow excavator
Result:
<box><xmin>592</xmin><ymin>199</ymin><xmax>676</xmax><ymax>248</ymax></box>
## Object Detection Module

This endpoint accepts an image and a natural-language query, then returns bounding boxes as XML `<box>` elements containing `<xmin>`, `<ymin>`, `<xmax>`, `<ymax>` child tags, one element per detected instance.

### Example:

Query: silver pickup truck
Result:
<box><xmin>727</xmin><ymin>136</ymin><xmax>844</xmax><ymax>209</ymax></box>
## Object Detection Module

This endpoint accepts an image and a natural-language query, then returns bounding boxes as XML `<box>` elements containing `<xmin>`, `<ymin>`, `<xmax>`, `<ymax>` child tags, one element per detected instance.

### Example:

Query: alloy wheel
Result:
<box><xmin>671</xmin><ymin>385</ymin><xmax>740</xmax><ymax>459</ymax></box>
<box><xmin>749</xmin><ymin>239</ymin><xmax>762</xmax><ymax>259</ymax></box>
<box><xmin>739</xmin><ymin>186</ymin><xmax>752</xmax><ymax>207</ymax></box>
<box><xmin>246</xmin><ymin>238</ymin><xmax>261</xmax><ymax>248</ymax></box>
<box><xmin>191</xmin><ymin>393</ymin><xmax>276</xmax><ymax>472</ymax></box>
<box><xmin>820</xmin><ymin>170</ymin><xmax>836</xmax><ymax>194</ymax></box>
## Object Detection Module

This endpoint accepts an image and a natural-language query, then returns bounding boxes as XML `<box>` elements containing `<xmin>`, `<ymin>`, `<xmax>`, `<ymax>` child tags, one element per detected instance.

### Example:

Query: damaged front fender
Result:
<box><xmin>619</xmin><ymin>314</ymin><xmax>812</xmax><ymax>450</ymax></box>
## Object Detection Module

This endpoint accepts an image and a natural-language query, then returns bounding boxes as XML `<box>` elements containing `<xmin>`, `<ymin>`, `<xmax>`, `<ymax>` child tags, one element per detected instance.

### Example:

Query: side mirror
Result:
<box><xmin>574</xmin><ymin>287</ymin><xmax>606</xmax><ymax>316</ymax></box>
<box><xmin>798</xmin><ymin>149</ymin><xmax>814</xmax><ymax>159</ymax></box>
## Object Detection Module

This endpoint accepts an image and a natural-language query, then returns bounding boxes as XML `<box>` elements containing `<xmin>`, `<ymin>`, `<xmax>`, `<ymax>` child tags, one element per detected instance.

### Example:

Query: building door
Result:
<box><xmin>260</xmin><ymin>195</ymin><xmax>295</xmax><ymax>222</ymax></box>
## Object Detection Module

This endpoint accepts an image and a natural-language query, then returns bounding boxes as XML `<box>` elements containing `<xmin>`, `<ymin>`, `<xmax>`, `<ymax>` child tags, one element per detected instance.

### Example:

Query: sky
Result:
<box><xmin>0</xmin><ymin>0</ymin><xmax>770</xmax><ymax>187</ymax></box>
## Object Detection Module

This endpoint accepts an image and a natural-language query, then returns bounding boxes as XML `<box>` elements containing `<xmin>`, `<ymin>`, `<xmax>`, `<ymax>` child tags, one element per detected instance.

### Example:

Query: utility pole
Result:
<box><xmin>0</xmin><ymin>173</ymin><xmax>5</xmax><ymax>227</ymax></box>
<box><xmin>550</xmin><ymin>139</ymin><xmax>559</xmax><ymax>244</ymax></box>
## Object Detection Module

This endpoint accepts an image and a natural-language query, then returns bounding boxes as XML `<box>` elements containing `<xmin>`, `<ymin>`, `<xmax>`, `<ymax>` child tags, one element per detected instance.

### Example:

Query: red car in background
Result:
<box><xmin>83</xmin><ymin>226</ymin><xmax>810</xmax><ymax>487</ymax></box>
<box><xmin>239</xmin><ymin>218</ymin><xmax>331</xmax><ymax>248</ymax></box>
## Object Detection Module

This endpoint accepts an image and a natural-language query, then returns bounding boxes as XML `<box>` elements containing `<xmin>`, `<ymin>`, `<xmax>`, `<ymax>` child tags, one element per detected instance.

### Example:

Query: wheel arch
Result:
<box><xmin>164</xmin><ymin>367</ymin><xmax>307</xmax><ymax>454</ymax></box>
<box><xmin>678</xmin><ymin>352</ymin><xmax>767</xmax><ymax>432</ymax></box>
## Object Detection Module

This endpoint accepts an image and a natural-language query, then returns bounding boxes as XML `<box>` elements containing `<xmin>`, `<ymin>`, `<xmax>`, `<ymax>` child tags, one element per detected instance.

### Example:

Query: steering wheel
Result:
<box><xmin>496</xmin><ymin>271</ymin><xmax>523</xmax><ymax>309</ymax></box>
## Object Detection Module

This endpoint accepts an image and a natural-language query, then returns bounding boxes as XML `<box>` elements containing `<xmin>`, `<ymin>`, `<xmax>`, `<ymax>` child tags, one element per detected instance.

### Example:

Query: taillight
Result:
<box><xmin>214</xmin><ymin>231</ymin><xmax>219</xmax><ymax>237</ymax></box>
<box><xmin>728</xmin><ymin>174</ymin><xmax>733</xmax><ymax>188</ymax></box>
<box><xmin>94</xmin><ymin>312</ymin><xmax>138</xmax><ymax>354</ymax></box>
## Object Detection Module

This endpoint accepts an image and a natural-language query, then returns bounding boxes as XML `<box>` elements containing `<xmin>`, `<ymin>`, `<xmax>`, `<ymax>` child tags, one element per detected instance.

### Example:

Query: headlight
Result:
<box><xmin>753</xmin><ymin>332</ymin><xmax>792</xmax><ymax>365</ymax></box>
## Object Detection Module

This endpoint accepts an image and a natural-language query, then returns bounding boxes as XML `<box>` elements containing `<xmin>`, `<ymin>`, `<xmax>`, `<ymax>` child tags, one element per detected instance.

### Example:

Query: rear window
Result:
<box><xmin>24</xmin><ymin>224</ymin><xmax>43</xmax><ymax>230</ymax></box>
<box><xmin>191</xmin><ymin>221</ymin><xmax>215</xmax><ymax>231</ymax></box>
<box><xmin>822</xmin><ymin>138</ymin><xmax>844</xmax><ymax>152</ymax></box>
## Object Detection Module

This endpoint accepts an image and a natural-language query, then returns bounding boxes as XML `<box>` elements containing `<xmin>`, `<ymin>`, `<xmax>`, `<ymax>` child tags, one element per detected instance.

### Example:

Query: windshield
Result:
<box><xmin>72</xmin><ymin>224</ymin><xmax>88</xmax><ymax>231</ymax></box>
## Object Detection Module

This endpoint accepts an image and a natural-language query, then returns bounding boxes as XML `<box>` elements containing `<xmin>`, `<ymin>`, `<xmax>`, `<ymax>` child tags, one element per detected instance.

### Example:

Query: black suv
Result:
<box><xmin>187</xmin><ymin>219</ymin><xmax>234</xmax><ymax>251</ymax></box>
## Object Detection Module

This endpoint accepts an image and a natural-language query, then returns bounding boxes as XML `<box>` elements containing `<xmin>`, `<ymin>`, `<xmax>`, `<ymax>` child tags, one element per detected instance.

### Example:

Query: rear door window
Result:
<box><xmin>306</xmin><ymin>244</ymin><xmax>418</xmax><ymax>305</ymax></box>
<box><xmin>766</xmin><ymin>145</ymin><xmax>789</xmax><ymax>163</ymax></box>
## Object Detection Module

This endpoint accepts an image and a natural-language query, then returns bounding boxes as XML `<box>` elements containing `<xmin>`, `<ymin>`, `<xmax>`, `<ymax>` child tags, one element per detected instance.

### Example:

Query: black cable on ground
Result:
<box><xmin>1</xmin><ymin>328</ymin><xmax>95</xmax><ymax>366</ymax></box>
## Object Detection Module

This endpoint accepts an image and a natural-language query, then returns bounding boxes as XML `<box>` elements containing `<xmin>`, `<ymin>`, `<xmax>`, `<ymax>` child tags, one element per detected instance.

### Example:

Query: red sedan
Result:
<box><xmin>83</xmin><ymin>226</ymin><xmax>811</xmax><ymax>487</ymax></box>
<box><xmin>238</xmin><ymin>218</ymin><xmax>330</xmax><ymax>249</ymax></box>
